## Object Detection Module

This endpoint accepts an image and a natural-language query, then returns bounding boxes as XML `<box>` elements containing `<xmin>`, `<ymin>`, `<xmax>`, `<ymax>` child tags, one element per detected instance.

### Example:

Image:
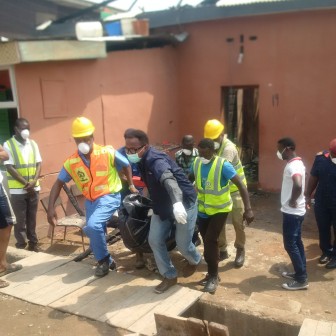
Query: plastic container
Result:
<box><xmin>121</xmin><ymin>18</ymin><xmax>135</xmax><ymax>36</ymax></box>
<box><xmin>75</xmin><ymin>22</ymin><xmax>103</xmax><ymax>40</ymax></box>
<box><xmin>105</xmin><ymin>21</ymin><xmax>122</xmax><ymax>36</ymax></box>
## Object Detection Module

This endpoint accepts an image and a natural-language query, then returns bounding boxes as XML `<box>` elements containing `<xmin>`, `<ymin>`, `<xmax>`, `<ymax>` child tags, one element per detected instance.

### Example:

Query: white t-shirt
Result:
<box><xmin>281</xmin><ymin>157</ymin><xmax>306</xmax><ymax>216</ymax></box>
<box><xmin>3</xmin><ymin>137</ymin><xmax>42</xmax><ymax>194</ymax></box>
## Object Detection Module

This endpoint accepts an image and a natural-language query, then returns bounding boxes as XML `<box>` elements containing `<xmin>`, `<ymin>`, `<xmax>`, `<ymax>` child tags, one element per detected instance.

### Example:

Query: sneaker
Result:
<box><xmin>204</xmin><ymin>275</ymin><xmax>219</xmax><ymax>293</ymax></box>
<box><xmin>154</xmin><ymin>277</ymin><xmax>177</xmax><ymax>294</ymax></box>
<box><xmin>15</xmin><ymin>243</ymin><xmax>27</xmax><ymax>250</ymax></box>
<box><xmin>281</xmin><ymin>271</ymin><xmax>296</xmax><ymax>280</ymax></box>
<box><xmin>319</xmin><ymin>253</ymin><xmax>331</xmax><ymax>264</ymax></box>
<box><xmin>199</xmin><ymin>273</ymin><xmax>221</xmax><ymax>286</ymax></box>
<box><xmin>219</xmin><ymin>250</ymin><xmax>229</xmax><ymax>261</ymax></box>
<box><xmin>325</xmin><ymin>257</ymin><xmax>336</xmax><ymax>269</ymax></box>
<box><xmin>182</xmin><ymin>260</ymin><xmax>200</xmax><ymax>278</ymax></box>
<box><xmin>282</xmin><ymin>280</ymin><xmax>309</xmax><ymax>291</ymax></box>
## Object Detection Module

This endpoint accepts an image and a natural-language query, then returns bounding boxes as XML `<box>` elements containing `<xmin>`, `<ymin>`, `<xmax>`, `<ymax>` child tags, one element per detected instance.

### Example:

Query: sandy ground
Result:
<box><xmin>1</xmin><ymin>191</ymin><xmax>335</xmax><ymax>335</ymax></box>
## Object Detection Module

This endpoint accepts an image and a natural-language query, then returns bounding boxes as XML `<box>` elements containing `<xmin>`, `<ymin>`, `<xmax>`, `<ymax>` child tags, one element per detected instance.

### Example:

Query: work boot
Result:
<box><xmin>95</xmin><ymin>259</ymin><xmax>116</xmax><ymax>277</ymax></box>
<box><xmin>199</xmin><ymin>273</ymin><xmax>221</xmax><ymax>286</ymax></box>
<box><xmin>219</xmin><ymin>250</ymin><xmax>229</xmax><ymax>261</ymax></box>
<box><xmin>325</xmin><ymin>257</ymin><xmax>336</xmax><ymax>269</ymax></box>
<box><xmin>234</xmin><ymin>248</ymin><xmax>245</xmax><ymax>268</ymax></box>
<box><xmin>154</xmin><ymin>277</ymin><xmax>177</xmax><ymax>294</ymax></box>
<box><xmin>319</xmin><ymin>253</ymin><xmax>331</xmax><ymax>264</ymax></box>
<box><xmin>27</xmin><ymin>243</ymin><xmax>40</xmax><ymax>252</ymax></box>
<box><xmin>203</xmin><ymin>275</ymin><xmax>219</xmax><ymax>293</ymax></box>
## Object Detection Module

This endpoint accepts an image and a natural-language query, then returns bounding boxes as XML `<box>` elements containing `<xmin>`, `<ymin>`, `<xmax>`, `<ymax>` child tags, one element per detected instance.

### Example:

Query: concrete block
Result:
<box><xmin>248</xmin><ymin>292</ymin><xmax>302</xmax><ymax>313</ymax></box>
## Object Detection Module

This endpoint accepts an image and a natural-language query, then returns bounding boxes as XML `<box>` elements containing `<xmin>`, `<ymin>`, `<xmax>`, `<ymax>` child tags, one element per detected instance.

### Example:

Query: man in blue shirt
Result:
<box><xmin>124</xmin><ymin>129</ymin><xmax>201</xmax><ymax>294</ymax></box>
<box><xmin>47</xmin><ymin>117</ymin><xmax>136</xmax><ymax>278</ymax></box>
<box><xmin>190</xmin><ymin>138</ymin><xmax>254</xmax><ymax>293</ymax></box>
<box><xmin>306</xmin><ymin>138</ymin><xmax>336</xmax><ymax>269</ymax></box>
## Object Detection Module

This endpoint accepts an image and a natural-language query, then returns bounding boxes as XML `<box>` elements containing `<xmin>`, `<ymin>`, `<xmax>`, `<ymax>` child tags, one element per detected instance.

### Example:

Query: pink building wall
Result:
<box><xmin>14</xmin><ymin>47</ymin><xmax>179</xmax><ymax>192</ymax></box>
<box><xmin>175</xmin><ymin>10</ymin><xmax>336</xmax><ymax>190</ymax></box>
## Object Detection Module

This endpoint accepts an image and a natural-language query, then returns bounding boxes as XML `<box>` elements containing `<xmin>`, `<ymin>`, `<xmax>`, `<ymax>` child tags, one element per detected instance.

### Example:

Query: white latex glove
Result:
<box><xmin>173</xmin><ymin>202</ymin><xmax>187</xmax><ymax>224</ymax></box>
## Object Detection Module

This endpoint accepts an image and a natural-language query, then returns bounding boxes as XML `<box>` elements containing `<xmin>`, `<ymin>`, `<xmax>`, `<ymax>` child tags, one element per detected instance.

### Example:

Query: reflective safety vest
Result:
<box><xmin>194</xmin><ymin>156</ymin><xmax>233</xmax><ymax>215</ymax></box>
<box><xmin>63</xmin><ymin>144</ymin><xmax>122</xmax><ymax>201</ymax></box>
<box><xmin>218</xmin><ymin>139</ymin><xmax>247</xmax><ymax>193</ymax></box>
<box><xmin>5</xmin><ymin>138</ymin><xmax>40</xmax><ymax>190</ymax></box>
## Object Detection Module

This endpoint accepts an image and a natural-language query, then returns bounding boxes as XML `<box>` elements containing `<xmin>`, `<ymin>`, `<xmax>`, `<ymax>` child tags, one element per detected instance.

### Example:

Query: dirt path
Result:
<box><xmin>1</xmin><ymin>191</ymin><xmax>335</xmax><ymax>335</ymax></box>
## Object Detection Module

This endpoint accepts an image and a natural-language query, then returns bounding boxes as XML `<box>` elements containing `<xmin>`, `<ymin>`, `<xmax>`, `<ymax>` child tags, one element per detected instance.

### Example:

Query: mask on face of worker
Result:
<box><xmin>127</xmin><ymin>153</ymin><xmax>141</xmax><ymax>164</ymax></box>
<box><xmin>277</xmin><ymin>149</ymin><xmax>285</xmax><ymax>160</ymax></box>
<box><xmin>332</xmin><ymin>157</ymin><xmax>336</xmax><ymax>165</ymax></box>
<box><xmin>200</xmin><ymin>157</ymin><xmax>211</xmax><ymax>164</ymax></box>
<box><xmin>182</xmin><ymin>149</ymin><xmax>192</xmax><ymax>156</ymax></box>
<box><xmin>78</xmin><ymin>142</ymin><xmax>90</xmax><ymax>155</ymax></box>
<box><xmin>214</xmin><ymin>142</ymin><xmax>220</xmax><ymax>150</ymax></box>
<box><xmin>20</xmin><ymin>129</ymin><xmax>30</xmax><ymax>140</ymax></box>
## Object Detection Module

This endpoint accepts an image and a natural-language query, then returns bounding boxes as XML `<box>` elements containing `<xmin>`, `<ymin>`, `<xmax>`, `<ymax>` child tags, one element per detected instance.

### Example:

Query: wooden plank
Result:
<box><xmin>50</xmin><ymin>271</ymin><xmax>128</xmax><ymax>313</ymax></box>
<box><xmin>316</xmin><ymin>321</ymin><xmax>333</xmax><ymax>336</ymax></box>
<box><xmin>1</xmin><ymin>260</ymin><xmax>94</xmax><ymax>305</ymax></box>
<box><xmin>0</xmin><ymin>253</ymin><xmax>71</xmax><ymax>295</ymax></box>
<box><xmin>23</xmin><ymin>262</ymin><xmax>95</xmax><ymax>305</ymax></box>
<box><xmin>298</xmin><ymin>319</ymin><xmax>319</xmax><ymax>336</ymax></box>
<box><xmin>154</xmin><ymin>314</ymin><xmax>190</xmax><ymax>336</ymax></box>
<box><xmin>331</xmin><ymin>323</ymin><xmax>336</xmax><ymax>336</ymax></box>
<box><xmin>74</xmin><ymin>274</ymin><xmax>155</xmax><ymax>322</ymax></box>
<box><xmin>129</xmin><ymin>286</ymin><xmax>202</xmax><ymax>336</ymax></box>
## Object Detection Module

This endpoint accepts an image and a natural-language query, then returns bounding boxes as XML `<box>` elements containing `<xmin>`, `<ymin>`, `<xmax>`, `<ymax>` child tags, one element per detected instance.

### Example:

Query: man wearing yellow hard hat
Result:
<box><xmin>47</xmin><ymin>117</ymin><xmax>136</xmax><ymax>277</ymax></box>
<box><xmin>204</xmin><ymin>119</ymin><xmax>248</xmax><ymax>267</ymax></box>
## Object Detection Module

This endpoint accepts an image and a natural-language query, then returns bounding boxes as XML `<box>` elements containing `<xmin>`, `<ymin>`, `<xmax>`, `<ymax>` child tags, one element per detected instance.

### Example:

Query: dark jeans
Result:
<box><xmin>282</xmin><ymin>212</ymin><xmax>307</xmax><ymax>283</ymax></box>
<box><xmin>11</xmin><ymin>192</ymin><xmax>39</xmax><ymax>246</ymax></box>
<box><xmin>314</xmin><ymin>204</ymin><xmax>336</xmax><ymax>256</ymax></box>
<box><xmin>198</xmin><ymin>212</ymin><xmax>229</xmax><ymax>277</ymax></box>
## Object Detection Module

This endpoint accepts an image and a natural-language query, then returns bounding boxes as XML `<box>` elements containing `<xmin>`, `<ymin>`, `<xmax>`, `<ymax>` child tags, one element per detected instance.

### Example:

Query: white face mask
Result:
<box><xmin>332</xmin><ymin>158</ymin><xmax>336</xmax><ymax>165</ymax></box>
<box><xmin>182</xmin><ymin>149</ymin><xmax>192</xmax><ymax>156</ymax></box>
<box><xmin>78</xmin><ymin>142</ymin><xmax>90</xmax><ymax>155</ymax></box>
<box><xmin>276</xmin><ymin>148</ymin><xmax>286</xmax><ymax>160</ymax></box>
<box><xmin>20</xmin><ymin>129</ymin><xmax>30</xmax><ymax>140</ymax></box>
<box><xmin>200</xmin><ymin>157</ymin><xmax>211</xmax><ymax>164</ymax></box>
<box><xmin>214</xmin><ymin>142</ymin><xmax>220</xmax><ymax>150</ymax></box>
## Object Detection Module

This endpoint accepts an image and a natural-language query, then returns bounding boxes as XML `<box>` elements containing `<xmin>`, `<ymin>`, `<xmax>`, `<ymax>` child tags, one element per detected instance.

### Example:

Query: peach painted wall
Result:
<box><xmin>14</xmin><ymin>47</ymin><xmax>179</xmax><ymax>192</ymax></box>
<box><xmin>175</xmin><ymin>10</ymin><xmax>336</xmax><ymax>190</ymax></box>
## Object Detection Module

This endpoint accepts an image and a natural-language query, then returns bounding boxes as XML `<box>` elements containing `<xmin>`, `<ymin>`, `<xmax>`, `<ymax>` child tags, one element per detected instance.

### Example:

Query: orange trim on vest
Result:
<box><xmin>64</xmin><ymin>144</ymin><xmax>115</xmax><ymax>201</ymax></box>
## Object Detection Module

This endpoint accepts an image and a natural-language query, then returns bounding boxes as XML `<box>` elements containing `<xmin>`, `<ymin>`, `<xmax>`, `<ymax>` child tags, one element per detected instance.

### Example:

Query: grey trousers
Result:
<box><xmin>11</xmin><ymin>192</ymin><xmax>39</xmax><ymax>247</ymax></box>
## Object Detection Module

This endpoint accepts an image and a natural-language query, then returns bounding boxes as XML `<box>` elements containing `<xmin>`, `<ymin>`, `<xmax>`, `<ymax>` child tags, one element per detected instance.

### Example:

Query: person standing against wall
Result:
<box><xmin>277</xmin><ymin>137</ymin><xmax>308</xmax><ymax>290</ymax></box>
<box><xmin>47</xmin><ymin>117</ymin><xmax>136</xmax><ymax>277</ymax></box>
<box><xmin>305</xmin><ymin>139</ymin><xmax>336</xmax><ymax>269</ymax></box>
<box><xmin>204</xmin><ymin>119</ymin><xmax>247</xmax><ymax>267</ymax></box>
<box><xmin>0</xmin><ymin>144</ymin><xmax>22</xmax><ymax>287</ymax></box>
<box><xmin>3</xmin><ymin>118</ymin><xmax>42</xmax><ymax>252</ymax></box>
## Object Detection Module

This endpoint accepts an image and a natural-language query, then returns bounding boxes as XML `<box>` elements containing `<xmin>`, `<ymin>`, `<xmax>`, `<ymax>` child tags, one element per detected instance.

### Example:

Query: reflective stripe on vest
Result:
<box><xmin>194</xmin><ymin>156</ymin><xmax>232</xmax><ymax>215</ymax></box>
<box><xmin>218</xmin><ymin>139</ymin><xmax>247</xmax><ymax>193</ymax></box>
<box><xmin>63</xmin><ymin>143</ymin><xmax>122</xmax><ymax>201</ymax></box>
<box><xmin>6</xmin><ymin>138</ymin><xmax>40</xmax><ymax>189</ymax></box>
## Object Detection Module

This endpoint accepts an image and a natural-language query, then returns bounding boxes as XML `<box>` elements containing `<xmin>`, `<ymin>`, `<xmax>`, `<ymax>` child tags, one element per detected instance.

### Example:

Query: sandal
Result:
<box><xmin>0</xmin><ymin>264</ymin><xmax>23</xmax><ymax>277</ymax></box>
<box><xmin>0</xmin><ymin>279</ymin><xmax>9</xmax><ymax>288</ymax></box>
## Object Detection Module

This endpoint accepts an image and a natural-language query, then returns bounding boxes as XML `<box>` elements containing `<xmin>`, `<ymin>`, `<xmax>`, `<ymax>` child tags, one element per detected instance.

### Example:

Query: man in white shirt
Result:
<box><xmin>277</xmin><ymin>137</ymin><xmax>308</xmax><ymax>290</ymax></box>
<box><xmin>3</xmin><ymin>118</ymin><xmax>42</xmax><ymax>252</ymax></box>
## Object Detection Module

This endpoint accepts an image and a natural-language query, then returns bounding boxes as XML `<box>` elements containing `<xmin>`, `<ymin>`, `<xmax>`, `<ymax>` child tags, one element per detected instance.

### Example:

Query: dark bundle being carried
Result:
<box><xmin>119</xmin><ymin>194</ymin><xmax>175</xmax><ymax>253</ymax></box>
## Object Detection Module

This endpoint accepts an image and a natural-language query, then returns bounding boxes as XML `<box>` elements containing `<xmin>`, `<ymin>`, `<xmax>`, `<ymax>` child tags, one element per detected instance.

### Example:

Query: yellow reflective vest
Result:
<box><xmin>5</xmin><ymin>138</ymin><xmax>40</xmax><ymax>190</ymax></box>
<box><xmin>63</xmin><ymin>143</ymin><xmax>122</xmax><ymax>201</ymax></box>
<box><xmin>194</xmin><ymin>156</ymin><xmax>233</xmax><ymax>215</ymax></box>
<box><xmin>218</xmin><ymin>138</ymin><xmax>247</xmax><ymax>193</ymax></box>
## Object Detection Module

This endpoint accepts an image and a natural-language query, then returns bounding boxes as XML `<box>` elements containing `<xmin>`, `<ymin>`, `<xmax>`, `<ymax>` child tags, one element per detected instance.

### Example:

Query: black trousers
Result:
<box><xmin>11</xmin><ymin>192</ymin><xmax>39</xmax><ymax>247</ymax></box>
<box><xmin>198</xmin><ymin>212</ymin><xmax>229</xmax><ymax>276</ymax></box>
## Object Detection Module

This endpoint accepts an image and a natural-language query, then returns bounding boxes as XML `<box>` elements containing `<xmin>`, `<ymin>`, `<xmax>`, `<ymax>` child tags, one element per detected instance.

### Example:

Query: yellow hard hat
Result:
<box><xmin>204</xmin><ymin>119</ymin><xmax>224</xmax><ymax>139</ymax></box>
<box><xmin>71</xmin><ymin>117</ymin><xmax>95</xmax><ymax>138</ymax></box>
